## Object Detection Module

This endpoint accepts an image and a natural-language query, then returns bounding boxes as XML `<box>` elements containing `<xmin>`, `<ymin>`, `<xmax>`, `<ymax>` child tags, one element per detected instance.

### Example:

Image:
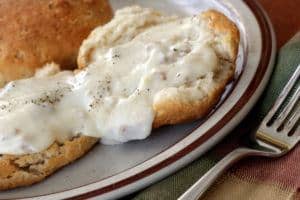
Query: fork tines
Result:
<box><xmin>257</xmin><ymin>65</ymin><xmax>300</xmax><ymax>149</ymax></box>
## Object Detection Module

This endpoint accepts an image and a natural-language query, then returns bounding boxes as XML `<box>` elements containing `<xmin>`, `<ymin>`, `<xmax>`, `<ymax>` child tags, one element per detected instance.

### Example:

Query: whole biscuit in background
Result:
<box><xmin>0</xmin><ymin>0</ymin><xmax>113</xmax><ymax>86</ymax></box>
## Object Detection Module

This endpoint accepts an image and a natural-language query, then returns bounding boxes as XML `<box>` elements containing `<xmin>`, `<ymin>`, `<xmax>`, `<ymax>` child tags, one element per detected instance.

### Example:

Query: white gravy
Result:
<box><xmin>0</xmin><ymin>13</ymin><xmax>219</xmax><ymax>154</ymax></box>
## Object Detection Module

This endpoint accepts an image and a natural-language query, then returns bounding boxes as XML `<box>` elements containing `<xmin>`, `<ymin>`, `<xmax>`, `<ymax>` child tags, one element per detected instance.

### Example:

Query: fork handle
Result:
<box><xmin>178</xmin><ymin>147</ymin><xmax>261</xmax><ymax>200</ymax></box>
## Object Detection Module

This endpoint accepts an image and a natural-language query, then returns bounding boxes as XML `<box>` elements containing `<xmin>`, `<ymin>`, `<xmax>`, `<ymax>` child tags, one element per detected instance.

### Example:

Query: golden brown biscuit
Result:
<box><xmin>0</xmin><ymin>0</ymin><xmax>112</xmax><ymax>86</ymax></box>
<box><xmin>0</xmin><ymin>136</ymin><xmax>98</xmax><ymax>190</ymax></box>
<box><xmin>79</xmin><ymin>7</ymin><xmax>239</xmax><ymax>128</ymax></box>
<box><xmin>0</xmin><ymin>62</ymin><xmax>99</xmax><ymax>190</ymax></box>
<box><xmin>0</xmin><ymin>8</ymin><xmax>239</xmax><ymax>191</ymax></box>
<box><xmin>153</xmin><ymin>10</ymin><xmax>239</xmax><ymax>128</ymax></box>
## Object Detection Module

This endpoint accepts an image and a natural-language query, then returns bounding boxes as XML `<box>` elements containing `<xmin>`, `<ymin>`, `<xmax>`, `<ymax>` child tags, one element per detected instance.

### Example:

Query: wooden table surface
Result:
<box><xmin>258</xmin><ymin>0</ymin><xmax>300</xmax><ymax>47</ymax></box>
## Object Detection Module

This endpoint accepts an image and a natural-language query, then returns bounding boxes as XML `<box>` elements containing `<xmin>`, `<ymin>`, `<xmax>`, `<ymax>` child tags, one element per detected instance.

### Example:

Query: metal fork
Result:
<box><xmin>179</xmin><ymin>65</ymin><xmax>300</xmax><ymax>200</ymax></box>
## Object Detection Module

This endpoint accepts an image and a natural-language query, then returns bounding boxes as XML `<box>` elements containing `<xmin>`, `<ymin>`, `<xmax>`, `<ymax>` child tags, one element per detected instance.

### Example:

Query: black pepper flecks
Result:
<box><xmin>136</xmin><ymin>89</ymin><xmax>141</xmax><ymax>95</ymax></box>
<box><xmin>89</xmin><ymin>75</ymin><xmax>113</xmax><ymax>111</ymax></box>
<box><xmin>0</xmin><ymin>101</ymin><xmax>14</xmax><ymax>113</ymax></box>
<box><xmin>0</xmin><ymin>105</ymin><xmax>7</xmax><ymax>110</ymax></box>
<box><xmin>112</xmin><ymin>54</ymin><xmax>120</xmax><ymax>59</ymax></box>
<box><xmin>110</xmin><ymin>52</ymin><xmax>121</xmax><ymax>65</ymax></box>
<box><xmin>29</xmin><ymin>86</ymin><xmax>71</xmax><ymax>107</ymax></box>
<box><xmin>87</xmin><ymin>98</ymin><xmax>102</xmax><ymax>112</ymax></box>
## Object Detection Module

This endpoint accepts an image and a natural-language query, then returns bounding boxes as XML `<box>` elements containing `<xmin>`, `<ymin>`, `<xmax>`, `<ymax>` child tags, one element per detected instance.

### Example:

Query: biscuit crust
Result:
<box><xmin>0</xmin><ymin>0</ymin><xmax>112</xmax><ymax>86</ymax></box>
<box><xmin>153</xmin><ymin>10</ymin><xmax>239</xmax><ymax>127</ymax></box>
<box><xmin>0</xmin><ymin>8</ymin><xmax>239</xmax><ymax>191</ymax></box>
<box><xmin>202</xmin><ymin>10</ymin><xmax>240</xmax><ymax>61</ymax></box>
<box><xmin>0</xmin><ymin>136</ymin><xmax>98</xmax><ymax>190</ymax></box>
<box><xmin>153</xmin><ymin>62</ymin><xmax>234</xmax><ymax>128</ymax></box>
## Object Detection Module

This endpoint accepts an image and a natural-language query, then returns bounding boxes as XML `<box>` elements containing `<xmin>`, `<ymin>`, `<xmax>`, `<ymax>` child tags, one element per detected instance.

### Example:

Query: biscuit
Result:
<box><xmin>0</xmin><ymin>136</ymin><xmax>98</xmax><ymax>190</ymax></box>
<box><xmin>0</xmin><ymin>0</ymin><xmax>112</xmax><ymax>86</ymax></box>
<box><xmin>0</xmin><ymin>7</ymin><xmax>239</xmax><ymax>190</ymax></box>
<box><xmin>79</xmin><ymin>6</ymin><xmax>239</xmax><ymax>128</ymax></box>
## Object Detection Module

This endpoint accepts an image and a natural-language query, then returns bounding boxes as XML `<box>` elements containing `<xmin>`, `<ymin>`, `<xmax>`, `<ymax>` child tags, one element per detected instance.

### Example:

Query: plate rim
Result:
<box><xmin>5</xmin><ymin>0</ymin><xmax>276</xmax><ymax>199</ymax></box>
<box><xmin>76</xmin><ymin>0</ymin><xmax>276</xmax><ymax>199</ymax></box>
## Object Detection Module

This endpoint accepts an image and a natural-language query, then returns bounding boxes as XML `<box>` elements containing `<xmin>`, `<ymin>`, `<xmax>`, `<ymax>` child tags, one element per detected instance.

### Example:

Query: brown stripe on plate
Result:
<box><xmin>12</xmin><ymin>1</ymin><xmax>272</xmax><ymax>199</ymax></box>
<box><xmin>70</xmin><ymin>0</ymin><xmax>274</xmax><ymax>199</ymax></box>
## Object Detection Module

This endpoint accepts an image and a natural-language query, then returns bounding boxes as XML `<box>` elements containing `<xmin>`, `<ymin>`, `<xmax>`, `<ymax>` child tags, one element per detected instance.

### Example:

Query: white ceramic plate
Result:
<box><xmin>0</xmin><ymin>0</ymin><xmax>276</xmax><ymax>199</ymax></box>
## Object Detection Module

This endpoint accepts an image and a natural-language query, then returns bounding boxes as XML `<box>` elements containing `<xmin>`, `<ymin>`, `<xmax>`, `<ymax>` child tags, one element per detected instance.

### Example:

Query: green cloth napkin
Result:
<box><xmin>125</xmin><ymin>33</ymin><xmax>300</xmax><ymax>200</ymax></box>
